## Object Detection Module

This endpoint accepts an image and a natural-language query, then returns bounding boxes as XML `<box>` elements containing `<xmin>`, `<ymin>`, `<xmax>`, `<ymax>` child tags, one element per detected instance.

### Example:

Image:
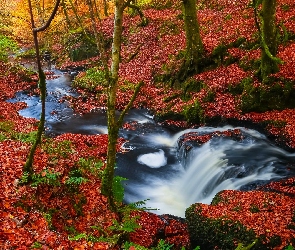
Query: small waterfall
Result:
<box><xmin>119</xmin><ymin>126</ymin><xmax>295</xmax><ymax>218</ymax></box>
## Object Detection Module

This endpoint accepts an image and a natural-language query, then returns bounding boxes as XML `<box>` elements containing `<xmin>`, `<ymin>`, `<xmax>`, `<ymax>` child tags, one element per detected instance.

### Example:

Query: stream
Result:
<box><xmin>8</xmin><ymin>68</ymin><xmax>295</xmax><ymax>218</ymax></box>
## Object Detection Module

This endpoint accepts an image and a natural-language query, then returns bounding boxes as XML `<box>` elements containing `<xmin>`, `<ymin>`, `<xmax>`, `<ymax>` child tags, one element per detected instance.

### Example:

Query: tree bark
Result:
<box><xmin>101</xmin><ymin>0</ymin><xmax>125</xmax><ymax>211</ymax></box>
<box><xmin>101</xmin><ymin>0</ymin><xmax>143</xmax><ymax>211</ymax></box>
<box><xmin>260</xmin><ymin>0</ymin><xmax>281</xmax><ymax>82</ymax></box>
<box><xmin>178</xmin><ymin>0</ymin><xmax>203</xmax><ymax>81</ymax></box>
<box><xmin>24</xmin><ymin>0</ymin><xmax>60</xmax><ymax>176</ymax></box>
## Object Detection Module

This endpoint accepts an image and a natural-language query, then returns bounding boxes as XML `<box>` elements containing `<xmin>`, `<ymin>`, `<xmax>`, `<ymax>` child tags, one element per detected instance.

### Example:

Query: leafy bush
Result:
<box><xmin>0</xmin><ymin>121</ymin><xmax>38</xmax><ymax>143</ymax></box>
<box><xmin>113</xmin><ymin>175</ymin><xmax>128</xmax><ymax>203</ymax></box>
<box><xmin>12</xmin><ymin>131</ymin><xmax>38</xmax><ymax>143</ymax></box>
<box><xmin>42</xmin><ymin>139</ymin><xmax>73</xmax><ymax>159</ymax></box>
<box><xmin>20</xmin><ymin>170</ymin><xmax>61</xmax><ymax>187</ymax></box>
<box><xmin>77</xmin><ymin>157</ymin><xmax>103</xmax><ymax>176</ymax></box>
<box><xmin>31</xmin><ymin>170</ymin><xmax>61</xmax><ymax>187</ymax></box>
<box><xmin>31</xmin><ymin>241</ymin><xmax>42</xmax><ymax>249</ymax></box>
<box><xmin>65</xmin><ymin>168</ymin><xmax>89</xmax><ymax>186</ymax></box>
<box><xmin>73</xmin><ymin>67</ymin><xmax>106</xmax><ymax>92</ymax></box>
<box><xmin>0</xmin><ymin>34</ymin><xmax>18</xmax><ymax>62</ymax></box>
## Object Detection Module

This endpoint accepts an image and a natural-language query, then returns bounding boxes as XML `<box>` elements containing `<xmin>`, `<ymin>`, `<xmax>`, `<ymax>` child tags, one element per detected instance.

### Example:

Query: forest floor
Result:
<box><xmin>1</xmin><ymin>0</ymin><xmax>295</xmax><ymax>249</ymax></box>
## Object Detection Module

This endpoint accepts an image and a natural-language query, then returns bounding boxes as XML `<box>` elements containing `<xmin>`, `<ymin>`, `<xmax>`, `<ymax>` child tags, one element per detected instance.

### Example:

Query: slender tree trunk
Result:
<box><xmin>178</xmin><ymin>0</ymin><xmax>203</xmax><ymax>81</ymax></box>
<box><xmin>260</xmin><ymin>0</ymin><xmax>280</xmax><ymax>82</ymax></box>
<box><xmin>101</xmin><ymin>0</ymin><xmax>143</xmax><ymax>211</ymax></box>
<box><xmin>101</xmin><ymin>0</ymin><xmax>125</xmax><ymax>211</ymax></box>
<box><xmin>24</xmin><ymin>0</ymin><xmax>60</xmax><ymax>177</ymax></box>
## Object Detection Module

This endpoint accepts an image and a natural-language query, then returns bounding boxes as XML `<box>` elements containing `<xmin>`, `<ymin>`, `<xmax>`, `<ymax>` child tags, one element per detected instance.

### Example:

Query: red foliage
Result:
<box><xmin>2</xmin><ymin>0</ymin><xmax>295</xmax><ymax>248</ymax></box>
<box><xmin>199</xmin><ymin>187</ymin><xmax>295</xmax><ymax>247</ymax></box>
<box><xmin>129</xmin><ymin>211</ymin><xmax>190</xmax><ymax>249</ymax></box>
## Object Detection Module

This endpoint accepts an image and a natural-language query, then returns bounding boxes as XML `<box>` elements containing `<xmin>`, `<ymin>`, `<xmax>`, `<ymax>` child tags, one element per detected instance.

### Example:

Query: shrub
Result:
<box><xmin>0</xmin><ymin>34</ymin><xmax>18</xmax><ymax>61</ymax></box>
<box><xmin>73</xmin><ymin>67</ymin><xmax>106</xmax><ymax>92</ymax></box>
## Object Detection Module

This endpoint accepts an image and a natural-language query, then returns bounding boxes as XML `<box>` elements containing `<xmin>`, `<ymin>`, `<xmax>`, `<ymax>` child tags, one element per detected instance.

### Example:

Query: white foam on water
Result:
<box><xmin>137</xmin><ymin>149</ymin><xmax>167</xmax><ymax>168</ymax></box>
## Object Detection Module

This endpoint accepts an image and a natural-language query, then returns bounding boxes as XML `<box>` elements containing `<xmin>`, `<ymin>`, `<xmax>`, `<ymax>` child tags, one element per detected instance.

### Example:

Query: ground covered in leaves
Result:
<box><xmin>1</xmin><ymin>0</ymin><xmax>295</xmax><ymax>249</ymax></box>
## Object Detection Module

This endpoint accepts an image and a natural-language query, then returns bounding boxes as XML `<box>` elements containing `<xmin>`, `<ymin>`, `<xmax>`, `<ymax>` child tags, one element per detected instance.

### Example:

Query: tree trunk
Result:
<box><xmin>260</xmin><ymin>0</ymin><xmax>280</xmax><ymax>82</ymax></box>
<box><xmin>178</xmin><ymin>0</ymin><xmax>203</xmax><ymax>81</ymax></box>
<box><xmin>24</xmin><ymin>0</ymin><xmax>60</xmax><ymax>177</ymax></box>
<box><xmin>101</xmin><ymin>0</ymin><xmax>125</xmax><ymax>211</ymax></box>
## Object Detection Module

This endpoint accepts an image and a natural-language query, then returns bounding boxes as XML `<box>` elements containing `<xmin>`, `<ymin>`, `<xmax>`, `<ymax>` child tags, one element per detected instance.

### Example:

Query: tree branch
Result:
<box><xmin>34</xmin><ymin>0</ymin><xmax>61</xmax><ymax>32</ymax></box>
<box><xmin>117</xmin><ymin>81</ymin><xmax>144</xmax><ymax>127</ymax></box>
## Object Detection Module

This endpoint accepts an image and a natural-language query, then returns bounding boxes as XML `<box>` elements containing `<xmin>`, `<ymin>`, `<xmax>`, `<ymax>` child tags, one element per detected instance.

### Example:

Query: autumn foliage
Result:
<box><xmin>1</xmin><ymin>0</ymin><xmax>295</xmax><ymax>249</ymax></box>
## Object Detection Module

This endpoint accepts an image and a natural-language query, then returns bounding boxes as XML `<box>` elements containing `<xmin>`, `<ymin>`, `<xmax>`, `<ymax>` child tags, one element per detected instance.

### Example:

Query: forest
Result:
<box><xmin>1</xmin><ymin>0</ymin><xmax>295</xmax><ymax>249</ymax></box>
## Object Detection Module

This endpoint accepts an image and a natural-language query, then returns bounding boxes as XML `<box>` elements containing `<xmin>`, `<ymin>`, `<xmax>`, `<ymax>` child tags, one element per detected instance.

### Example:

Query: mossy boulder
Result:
<box><xmin>185</xmin><ymin>188</ymin><xmax>295</xmax><ymax>249</ymax></box>
<box><xmin>185</xmin><ymin>204</ymin><xmax>259</xmax><ymax>250</ymax></box>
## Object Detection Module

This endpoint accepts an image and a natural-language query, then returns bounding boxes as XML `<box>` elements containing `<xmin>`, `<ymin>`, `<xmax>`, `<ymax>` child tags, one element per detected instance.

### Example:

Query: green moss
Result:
<box><xmin>183</xmin><ymin>78</ymin><xmax>205</xmax><ymax>98</ymax></box>
<box><xmin>249</xmin><ymin>204</ymin><xmax>260</xmax><ymax>213</ymax></box>
<box><xmin>154</xmin><ymin>110</ymin><xmax>185</xmax><ymax>123</ymax></box>
<box><xmin>186</xmin><ymin>204</ymin><xmax>283</xmax><ymax>249</ymax></box>
<box><xmin>183</xmin><ymin>99</ymin><xmax>204</xmax><ymax>124</ymax></box>
<box><xmin>225</xmin><ymin>14</ymin><xmax>232</xmax><ymax>20</ymax></box>
<box><xmin>0</xmin><ymin>120</ymin><xmax>14</xmax><ymax>132</ymax></box>
<box><xmin>262</xmin><ymin>120</ymin><xmax>287</xmax><ymax>129</ymax></box>
<box><xmin>211</xmin><ymin>191</ymin><xmax>228</xmax><ymax>205</ymax></box>
<box><xmin>17</xmin><ymin>48</ymin><xmax>36</xmax><ymax>59</ymax></box>
<box><xmin>120</xmin><ymin>80</ymin><xmax>136</xmax><ymax>92</ymax></box>
<box><xmin>211</xmin><ymin>192</ymin><xmax>223</xmax><ymax>205</ymax></box>
<box><xmin>239</xmin><ymin>57</ymin><xmax>261</xmax><ymax>72</ymax></box>
<box><xmin>73</xmin><ymin>67</ymin><xmax>106</xmax><ymax>92</ymax></box>
<box><xmin>233</xmin><ymin>77</ymin><xmax>295</xmax><ymax>113</ymax></box>
<box><xmin>232</xmin><ymin>206</ymin><xmax>242</xmax><ymax>212</ymax></box>
<box><xmin>211</xmin><ymin>37</ymin><xmax>246</xmax><ymax>66</ymax></box>
<box><xmin>64</xmin><ymin>28</ymin><xmax>102</xmax><ymax>62</ymax></box>
<box><xmin>281</xmin><ymin>4</ymin><xmax>290</xmax><ymax>11</ymax></box>
<box><xmin>287</xmin><ymin>210</ymin><xmax>295</xmax><ymax>231</ymax></box>
<box><xmin>203</xmin><ymin>89</ymin><xmax>215</xmax><ymax>102</ymax></box>
<box><xmin>186</xmin><ymin>204</ymin><xmax>258</xmax><ymax>249</ymax></box>
<box><xmin>163</xmin><ymin>93</ymin><xmax>181</xmax><ymax>103</ymax></box>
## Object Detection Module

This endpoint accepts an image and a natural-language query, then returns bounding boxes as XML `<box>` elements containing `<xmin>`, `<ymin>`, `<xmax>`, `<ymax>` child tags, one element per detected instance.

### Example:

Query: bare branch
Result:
<box><xmin>117</xmin><ymin>81</ymin><xmax>144</xmax><ymax>127</ymax></box>
<box><xmin>34</xmin><ymin>0</ymin><xmax>61</xmax><ymax>32</ymax></box>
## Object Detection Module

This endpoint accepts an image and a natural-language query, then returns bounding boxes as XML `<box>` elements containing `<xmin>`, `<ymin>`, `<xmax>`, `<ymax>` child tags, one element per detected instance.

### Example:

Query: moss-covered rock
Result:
<box><xmin>229</xmin><ymin>77</ymin><xmax>295</xmax><ymax>113</ymax></box>
<box><xmin>186</xmin><ymin>186</ymin><xmax>295</xmax><ymax>249</ymax></box>
<box><xmin>185</xmin><ymin>204</ymin><xmax>259</xmax><ymax>250</ymax></box>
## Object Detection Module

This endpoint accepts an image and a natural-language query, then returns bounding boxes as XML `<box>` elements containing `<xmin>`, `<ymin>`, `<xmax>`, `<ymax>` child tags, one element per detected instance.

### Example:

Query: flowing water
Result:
<box><xmin>116</xmin><ymin>124</ymin><xmax>295</xmax><ymax>217</ymax></box>
<box><xmin>8</xmin><ymin>68</ymin><xmax>295</xmax><ymax>218</ymax></box>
